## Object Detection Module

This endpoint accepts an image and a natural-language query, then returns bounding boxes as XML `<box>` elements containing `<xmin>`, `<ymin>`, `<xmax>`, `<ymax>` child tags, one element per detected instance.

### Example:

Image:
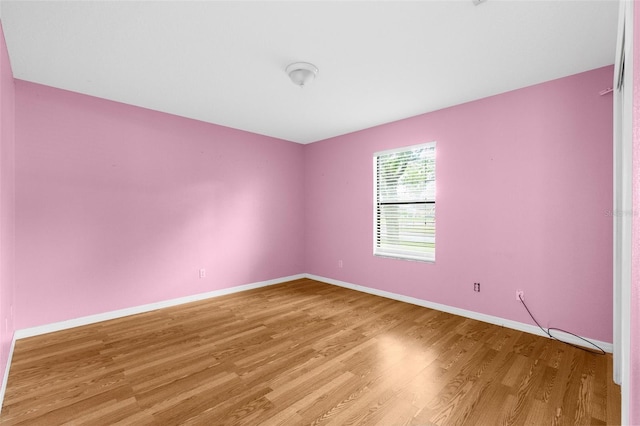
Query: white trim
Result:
<box><xmin>14</xmin><ymin>274</ymin><xmax>305</xmax><ymax>340</ymax></box>
<box><xmin>373</xmin><ymin>142</ymin><xmax>437</xmax><ymax>263</ymax></box>
<box><xmin>1</xmin><ymin>272</ymin><xmax>615</xmax><ymax>415</ymax></box>
<box><xmin>621</xmin><ymin>0</ymin><xmax>634</xmax><ymax>422</ymax></box>
<box><xmin>305</xmin><ymin>274</ymin><xmax>613</xmax><ymax>353</ymax></box>
<box><xmin>17</xmin><ymin>271</ymin><xmax>611</xmax><ymax>351</ymax></box>
<box><xmin>612</xmin><ymin>1</ymin><xmax>633</xmax><ymax>424</ymax></box>
<box><xmin>373</xmin><ymin>141</ymin><xmax>436</xmax><ymax>157</ymax></box>
<box><xmin>613</xmin><ymin>0</ymin><xmax>627</xmax><ymax>387</ymax></box>
<box><xmin>0</xmin><ymin>334</ymin><xmax>16</xmax><ymax>415</ymax></box>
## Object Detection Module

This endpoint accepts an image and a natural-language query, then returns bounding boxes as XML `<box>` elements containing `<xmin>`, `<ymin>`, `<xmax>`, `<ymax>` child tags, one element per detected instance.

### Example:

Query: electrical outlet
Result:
<box><xmin>473</xmin><ymin>282</ymin><xmax>480</xmax><ymax>292</ymax></box>
<box><xmin>199</xmin><ymin>268</ymin><xmax>206</xmax><ymax>279</ymax></box>
<box><xmin>338</xmin><ymin>260</ymin><xmax>343</xmax><ymax>268</ymax></box>
<box><xmin>516</xmin><ymin>290</ymin><xmax>524</xmax><ymax>302</ymax></box>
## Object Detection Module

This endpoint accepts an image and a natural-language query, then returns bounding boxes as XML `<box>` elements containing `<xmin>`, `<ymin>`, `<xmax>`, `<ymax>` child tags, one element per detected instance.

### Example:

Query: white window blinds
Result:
<box><xmin>374</xmin><ymin>142</ymin><xmax>436</xmax><ymax>262</ymax></box>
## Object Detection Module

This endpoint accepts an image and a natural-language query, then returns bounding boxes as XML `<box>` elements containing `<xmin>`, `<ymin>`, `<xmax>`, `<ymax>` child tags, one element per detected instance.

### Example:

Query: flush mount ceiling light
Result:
<box><xmin>286</xmin><ymin>62</ymin><xmax>318</xmax><ymax>87</ymax></box>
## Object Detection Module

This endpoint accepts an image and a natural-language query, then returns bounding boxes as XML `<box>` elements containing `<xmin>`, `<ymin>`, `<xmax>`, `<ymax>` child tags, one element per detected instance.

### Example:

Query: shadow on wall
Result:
<box><xmin>15</xmin><ymin>81</ymin><xmax>305</xmax><ymax>330</ymax></box>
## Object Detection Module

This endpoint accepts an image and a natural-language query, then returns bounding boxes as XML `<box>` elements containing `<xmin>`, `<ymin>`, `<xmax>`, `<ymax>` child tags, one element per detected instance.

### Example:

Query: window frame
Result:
<box><xmin>373</xmin><ymin>141</ymin><xmax>436</xmax><ymax>263</ymax></box>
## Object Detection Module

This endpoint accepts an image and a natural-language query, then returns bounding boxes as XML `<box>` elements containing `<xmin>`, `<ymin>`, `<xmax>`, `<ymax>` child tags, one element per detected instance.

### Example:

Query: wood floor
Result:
<box><xmin>0</xmin><ymin>278</ymin><xmax>620</xmax><ymax>425</ymax></box>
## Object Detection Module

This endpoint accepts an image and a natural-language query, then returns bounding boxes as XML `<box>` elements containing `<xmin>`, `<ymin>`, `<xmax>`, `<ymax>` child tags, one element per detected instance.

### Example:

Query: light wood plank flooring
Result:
<box><xmin>0</xmin><ymin>278</ymin><xmax>620</xmax><ymax>425</ymax></box>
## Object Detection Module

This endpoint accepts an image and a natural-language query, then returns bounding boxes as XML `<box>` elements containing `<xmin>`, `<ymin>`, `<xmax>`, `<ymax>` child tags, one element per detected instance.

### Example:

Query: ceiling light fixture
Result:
<box><xmin>286</xmin><ymin>62</ymin><xmax>318</xmax><ymax>87</ymax></box>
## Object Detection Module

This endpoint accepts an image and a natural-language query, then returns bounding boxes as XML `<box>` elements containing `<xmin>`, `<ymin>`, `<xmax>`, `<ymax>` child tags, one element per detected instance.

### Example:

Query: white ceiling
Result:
<box><xmin>0</xmin><ymin>1</ymin><xmax>619</xmax><ymax>144</ymax></box>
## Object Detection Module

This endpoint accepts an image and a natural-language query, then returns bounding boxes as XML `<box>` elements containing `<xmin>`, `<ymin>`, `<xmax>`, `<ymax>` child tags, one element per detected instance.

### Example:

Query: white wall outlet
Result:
<box><xmin>338</xmin><ymin>260</ymin><xmax>343</xmax><ymax>268</ymax></box>
<box><xmin>199</xmin><ymin>268</ymin><xmax>206</xmax><ymax>279</ymax></box>
<box><xmin>516</xmin><ymin>290</ymin><xmax>524</xmax><ymax>302</ymax></box>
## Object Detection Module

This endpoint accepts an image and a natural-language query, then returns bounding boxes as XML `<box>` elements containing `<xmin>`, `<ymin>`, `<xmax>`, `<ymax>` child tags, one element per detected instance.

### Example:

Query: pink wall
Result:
<box><xmin>0</xmin><ymin>21</ymin><xmax>16</xmax><ymax>386</ymax></box>
<box><xmin>0</xmin><ymin>32</ymin><xmax>622</xmax><ymax>412</ymax></box>
<box><xmin>14</xmin><ymin>81</ymin><xmax>305</xmax><ymax>329</ymax></box>
<box><xmin>630</xmin><ymin>2</ymin><xmax>640</xmax><ymax>423</ymax></box>
<box><xmin>305</xmin><ymin>66</ymin><xmax>614</xmax><ymax>343</ymax></box>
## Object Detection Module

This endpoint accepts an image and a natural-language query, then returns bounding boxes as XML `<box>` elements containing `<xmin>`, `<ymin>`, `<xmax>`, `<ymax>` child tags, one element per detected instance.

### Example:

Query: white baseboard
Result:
<box><xmin>0</xmin><ymin>334</ymin><xmax>16</xmax><ymax>415</ymax></box>
<box><xmin>0</xmin><ymin>272</ymin><xmax>612</xmax><ymax>415</ymax></box>
<box><xmin>1</xmin><ymin>271</ymin><xmax>612</xmax><ymax>419</ymax></box>
<box><xmin>304</xmin><ymin>273</ymin><xmax>613</xmax><ymax>353</ymax></box>
<box><xmin>14</xmin><ymin>274</ymin><xmax>306</xmax><ymax>340</ymax></box>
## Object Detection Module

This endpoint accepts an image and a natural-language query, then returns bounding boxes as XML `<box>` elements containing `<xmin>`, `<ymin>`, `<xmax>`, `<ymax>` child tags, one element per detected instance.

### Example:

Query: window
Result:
<box><xmin>374</xmin><ymin>142</ymin><xmax>436</xmax><ymax>262</ymax></box>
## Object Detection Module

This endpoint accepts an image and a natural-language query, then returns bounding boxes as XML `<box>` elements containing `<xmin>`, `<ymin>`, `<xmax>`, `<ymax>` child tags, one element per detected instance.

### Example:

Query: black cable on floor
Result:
<box><xmin>518</xmin><ymin>294</ymin><xmax>605</xmax><ymax>355</ymax></box>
